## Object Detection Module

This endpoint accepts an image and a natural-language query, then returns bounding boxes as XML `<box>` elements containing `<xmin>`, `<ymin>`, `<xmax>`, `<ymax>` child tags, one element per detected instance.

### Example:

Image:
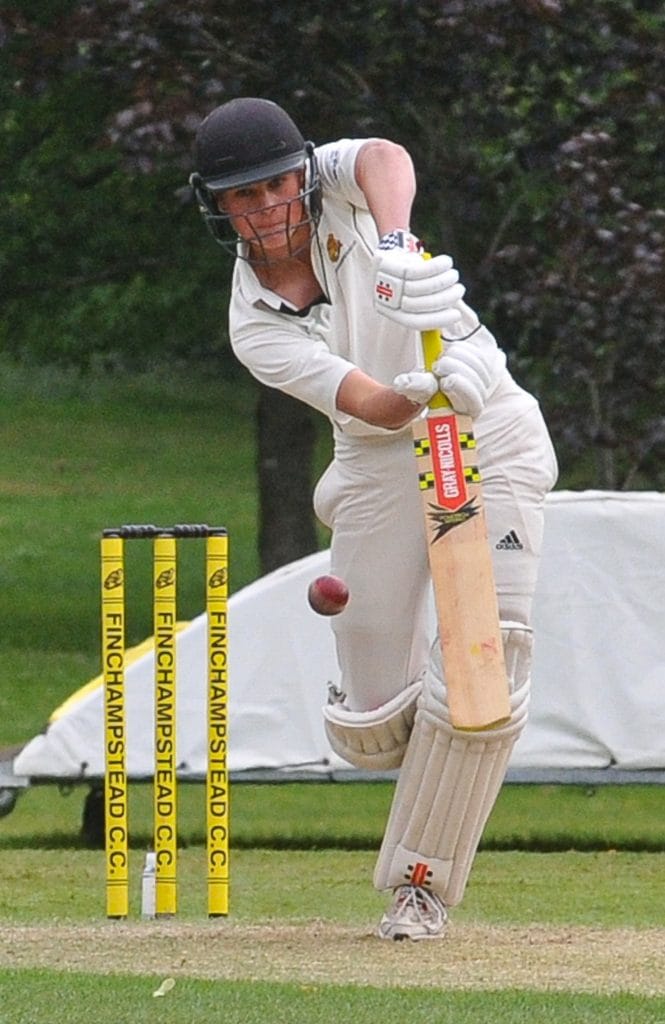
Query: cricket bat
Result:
<box><xmin>412</xmin><ymin>277</ymin><xmax>510</xmax><ymax>730</ymax></box>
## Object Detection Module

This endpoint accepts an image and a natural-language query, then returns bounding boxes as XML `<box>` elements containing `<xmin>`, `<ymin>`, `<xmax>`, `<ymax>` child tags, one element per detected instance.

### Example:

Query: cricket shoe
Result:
<box><xmin>376</xmin><ymin>884</ymin><xmax>448</xmax><ymax>941</ymax></box>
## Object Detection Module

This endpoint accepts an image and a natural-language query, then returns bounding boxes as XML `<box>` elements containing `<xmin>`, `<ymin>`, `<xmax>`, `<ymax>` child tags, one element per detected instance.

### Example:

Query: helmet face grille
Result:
<box><xmin>191</xmin><ymin>102</ymin><xmax>322</xmax><ymax>263</ymax></box>
<box><xmin>195</xmin><ymin>97</ymin><xmax>307</xmax><ymax>190</ymax></box>
<box><xmin>190</xmin><ymin>163</ymin><xmax>321</xmax><ymax>264</ymax></box>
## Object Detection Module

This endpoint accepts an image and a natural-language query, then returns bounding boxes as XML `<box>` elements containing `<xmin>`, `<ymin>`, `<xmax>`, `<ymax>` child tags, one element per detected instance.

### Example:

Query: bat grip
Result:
<box><xmin>420</xmin><ymin>253</ymin><xmax>450</xmax><ymax>410</ymax></box>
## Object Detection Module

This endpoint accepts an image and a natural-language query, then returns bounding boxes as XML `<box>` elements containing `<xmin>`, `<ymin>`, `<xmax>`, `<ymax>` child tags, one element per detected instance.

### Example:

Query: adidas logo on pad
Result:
<box><xmin>496</xmin><ymin>530</ymin><xmax>523</xmax><ymax>551</ymax></box>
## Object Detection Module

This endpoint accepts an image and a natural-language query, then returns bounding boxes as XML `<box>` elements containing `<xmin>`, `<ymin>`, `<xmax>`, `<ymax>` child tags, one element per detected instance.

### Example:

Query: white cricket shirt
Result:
<box><xmin>228</xmin><ymin>137</ymin><xmax>503</xmax><ymax>440</ymax></box>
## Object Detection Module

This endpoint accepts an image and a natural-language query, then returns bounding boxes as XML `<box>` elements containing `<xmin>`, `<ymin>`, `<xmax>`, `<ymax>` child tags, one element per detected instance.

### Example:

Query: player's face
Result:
<box><xmin>216</xmin><ymin>170</ymin><xmax>310</xmax><ymax>259</ymax></box>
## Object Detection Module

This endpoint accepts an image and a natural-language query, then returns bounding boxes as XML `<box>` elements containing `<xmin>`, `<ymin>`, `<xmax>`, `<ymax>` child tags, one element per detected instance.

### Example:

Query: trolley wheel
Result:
<box><xmin>0</xmin><ymin>788</ymin><xmax>19</xmax><ymax>818</ymax></box>
<box><xmin>81</xmin><ymin>784</ymin><xmax>105</xmax><ymax>848</ymax></box>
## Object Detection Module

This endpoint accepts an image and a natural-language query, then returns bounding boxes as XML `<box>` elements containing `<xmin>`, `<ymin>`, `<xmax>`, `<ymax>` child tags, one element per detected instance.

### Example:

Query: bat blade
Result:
<box><xmin>414</xmin><ymin>323</ymin><xmax>510</xmax><ymax>731</ymax></box>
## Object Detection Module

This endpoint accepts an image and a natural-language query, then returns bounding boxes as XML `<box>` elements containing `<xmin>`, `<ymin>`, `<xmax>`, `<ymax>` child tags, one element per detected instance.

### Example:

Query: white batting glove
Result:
<box><xmin>433</xmin><ymin>341</ymin><xmax>501</xmax><ymax>418</ymax></box>
<box><xmin>373</xmin><ymin>231</ymin><xmax>465</xmax><ymax>331</ymax></box>
<box><xmin>391</xmin><ymin>370</ymin><xmax>439</xmax><ymax>405</ymax></box>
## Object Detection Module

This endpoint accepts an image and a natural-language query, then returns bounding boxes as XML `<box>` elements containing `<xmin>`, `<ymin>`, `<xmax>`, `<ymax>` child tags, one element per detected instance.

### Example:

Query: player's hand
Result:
<box><xmin>373</xmin><ymin>231</ymin><xmax>465</xmax><ymax>331</ymax></box>
<box><xmin>391</xmin><ymin>370</ymin><xmax>439</xmax><ymax>406</ymax></box>
<box><xmin>433</xmin><ymin>341</ymin><xmax>502</xmax><ymax>418</ymax></box>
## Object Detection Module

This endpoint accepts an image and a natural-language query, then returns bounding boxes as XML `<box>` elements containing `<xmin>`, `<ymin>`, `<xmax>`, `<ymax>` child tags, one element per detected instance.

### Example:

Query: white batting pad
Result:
<box><xmin>373</xmin><ymin>624</ymin><xmax>531</xmax><ymax>905</ymax></box>
<box><xmin>323</xmin><ymin>678</ymin><xmax>422</xmax><ymax>770</ymax></box>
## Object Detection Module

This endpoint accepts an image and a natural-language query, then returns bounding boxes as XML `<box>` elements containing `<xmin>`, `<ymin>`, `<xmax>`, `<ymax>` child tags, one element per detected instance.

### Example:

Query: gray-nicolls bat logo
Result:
<box><xmin>427</xmin><ymin>498</ymin><xmax>480</xmax><ymax>542</ymax></box>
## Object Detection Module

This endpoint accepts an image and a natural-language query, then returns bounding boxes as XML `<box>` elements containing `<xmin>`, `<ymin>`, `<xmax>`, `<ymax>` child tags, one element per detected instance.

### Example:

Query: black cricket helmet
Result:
<box><xmin>189</xmin><ymin>97</ymin><xmax>321</xmax><ymax>260</ymax></box>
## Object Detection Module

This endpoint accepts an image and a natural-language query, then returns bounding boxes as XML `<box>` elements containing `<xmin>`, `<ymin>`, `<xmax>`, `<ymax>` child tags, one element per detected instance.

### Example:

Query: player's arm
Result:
<box><xmin>338</xmin><ymin>355</ymin><xmax>504</xmax><ymax>430</ymax></box>
<box><xmin>354</xmin><ymin>139</ymin><xmax>417</xmax><ymax>236</ymax></box>
<box><xmin>336</xmin><ymin>368</ymin><xmax>426</xmax><ymax>430</ymax></box>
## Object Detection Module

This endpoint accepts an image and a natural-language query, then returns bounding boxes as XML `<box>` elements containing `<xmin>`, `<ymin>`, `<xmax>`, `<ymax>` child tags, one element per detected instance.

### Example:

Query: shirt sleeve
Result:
<box><xmin>230</xmin><ymin>296</ymin><xmax>356</xmax><ymax>421</ymax></box>
<box><xmin>315</xmin><ymin>139</ymin><xmax>376</xmax><ymax>209</ymax></box>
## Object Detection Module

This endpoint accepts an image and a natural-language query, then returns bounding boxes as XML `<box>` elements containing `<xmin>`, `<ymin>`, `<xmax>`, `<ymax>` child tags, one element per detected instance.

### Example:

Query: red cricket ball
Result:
<box><xmin>307</xmin><ymin>574</ymin><xmax>350</xmax><ymax>616</ymax></box>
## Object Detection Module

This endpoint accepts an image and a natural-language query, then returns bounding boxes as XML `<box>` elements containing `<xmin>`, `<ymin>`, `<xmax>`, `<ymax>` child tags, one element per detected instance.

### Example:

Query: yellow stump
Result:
<box><xmin>101</xmin><ymin>533</ymin><xmax>128</xmax><ymax>919</ymax></box>
<box><xmin>153</xmin><ymin>533</ymin><xmax>178</xmax><ymax>916</ymax></box>
<box><xmin>206</xmin><ymin>530</ymin><xmax>229</xmax><ymax>917</ymax></box>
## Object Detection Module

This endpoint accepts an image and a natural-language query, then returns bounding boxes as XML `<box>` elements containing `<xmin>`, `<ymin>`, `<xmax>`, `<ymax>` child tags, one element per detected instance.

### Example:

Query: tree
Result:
<box><xmin>2</xmin><ymin>0</ymin><xmax>664</xmax><ymax>577</ymax></box>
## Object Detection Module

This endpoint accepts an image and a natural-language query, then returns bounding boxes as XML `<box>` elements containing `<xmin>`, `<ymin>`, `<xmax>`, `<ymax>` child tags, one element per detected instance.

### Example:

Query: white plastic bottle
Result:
<box><xmin>141</xmin><ymin>850</ymin><xmax>157</xmax><ymax>919</ymax></box>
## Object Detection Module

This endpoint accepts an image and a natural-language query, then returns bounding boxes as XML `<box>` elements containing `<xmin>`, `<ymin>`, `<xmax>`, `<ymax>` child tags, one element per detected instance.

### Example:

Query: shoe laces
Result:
<box><xmin>392</xmin><ymin>885</ymin><xmax>446</xmax><ymax>928</ymax></box>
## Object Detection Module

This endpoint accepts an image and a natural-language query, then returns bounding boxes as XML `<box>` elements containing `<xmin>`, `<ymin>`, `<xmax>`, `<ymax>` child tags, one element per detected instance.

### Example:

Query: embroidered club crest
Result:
<box><xmin>326</xmin><ymin>233</ymin><xmax>342</xmax><ymax>262</ymax></box>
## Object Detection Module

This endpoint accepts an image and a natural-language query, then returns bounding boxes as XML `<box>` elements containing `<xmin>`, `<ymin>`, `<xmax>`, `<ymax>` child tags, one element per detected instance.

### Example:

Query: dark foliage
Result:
<box><xmin>1</xmin><ymin>1</ymin><xmax>663</xmax><ymax>554</ymax></box>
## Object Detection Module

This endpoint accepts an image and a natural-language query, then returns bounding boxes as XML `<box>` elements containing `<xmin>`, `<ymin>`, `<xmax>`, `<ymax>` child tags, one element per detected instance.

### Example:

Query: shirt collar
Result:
<box><xmin>234</xmin><ymin>234</ymin><xmax>325</xmax><ymax>313</ymax></box>
<box><xmin>234</xmin><ymin>257</ymin><xmax>286</xmax><ymax>311</ymax></box>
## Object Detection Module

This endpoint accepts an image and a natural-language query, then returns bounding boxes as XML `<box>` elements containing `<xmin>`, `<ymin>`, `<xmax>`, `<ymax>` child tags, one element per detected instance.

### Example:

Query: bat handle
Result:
<box><xmin>420</xmin><ymin>253</ymin><xmax>451</xmax><ymax>411</ymax></box>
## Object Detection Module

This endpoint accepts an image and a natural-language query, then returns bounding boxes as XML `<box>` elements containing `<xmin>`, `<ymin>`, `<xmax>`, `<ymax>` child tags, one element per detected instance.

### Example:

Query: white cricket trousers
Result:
<box><xmin>313</xmin><ymin>372</ymin><xmax>558</xmax><ymax>712</ymax></box>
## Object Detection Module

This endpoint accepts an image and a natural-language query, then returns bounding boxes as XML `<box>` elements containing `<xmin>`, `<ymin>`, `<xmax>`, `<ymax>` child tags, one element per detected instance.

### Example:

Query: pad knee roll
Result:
<box><xmin>323</xmin><ymin>679</ymin><xmax>422</xmax><ymax>771</ymax></box>
<box><xmin>373</xmin><ymin>622</ymin><xmax>532</xmax><ymax>904</ymax></box>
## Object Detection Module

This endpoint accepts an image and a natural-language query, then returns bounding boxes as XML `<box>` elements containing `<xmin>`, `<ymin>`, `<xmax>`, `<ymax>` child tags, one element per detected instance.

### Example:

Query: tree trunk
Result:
<box><xmin>256</xmin><ymin>384</ymin><xmax>319</xmax><ymax>574</ymax></box>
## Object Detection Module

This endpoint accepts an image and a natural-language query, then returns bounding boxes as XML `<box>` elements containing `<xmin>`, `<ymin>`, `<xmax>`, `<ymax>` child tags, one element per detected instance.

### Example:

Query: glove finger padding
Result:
<box><xmin>437</xmin><ymin>371</ymin><xmax>485</xmax><ymax>418</ymax></box>
<box><xmin>375</xmin><ymin>248</ymin><xmax>455</xmax><ymax>280</ymax></box>
<box><xmin>401</xmin><ymin>266</ymin><xmax>460</xmax><ymax>296</ymax></box>
<box><xmin>392</xmin><ymin>371</ymin><xmax>438</xmax><ymax>405</ymax></box>
<box><xmin>400</xmin><ymin>282</ymin><xmax>466</xmax><ymax>315</ymax></box>
<box><xmin>433</xmin><ymin>341</ymin><xmax>500</xmax><ymax>418</ymax></box>
<box><xmin>434</xmin><ymin>344</ymin><xmax>495</xmax><ymax>387</ymax></box>
<box><xmin>374</xmin><ymin>250</ymin><xmax>465</xmax><ymax>331</ymax></box>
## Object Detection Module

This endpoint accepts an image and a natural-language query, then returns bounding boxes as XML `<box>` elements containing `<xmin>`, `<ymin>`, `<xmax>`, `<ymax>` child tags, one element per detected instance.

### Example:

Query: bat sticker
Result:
<box><xmin>427</xmin><ymin>497</ymin><xmax>480</xmax><ymax>542</ymax></box>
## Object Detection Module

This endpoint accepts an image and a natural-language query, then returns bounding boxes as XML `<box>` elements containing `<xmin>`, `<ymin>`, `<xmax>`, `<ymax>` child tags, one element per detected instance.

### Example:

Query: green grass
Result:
<box><xmin>1</xmin><ymin>846</ymin><xmax>665</xmax><ymax>928</ymax></box>
<box><xmin>2</xmin><ymin>845</ymin><xmax>665</xmax><ymax>1019</ymax></box>
<box><xmin>1</xmin><ymin>971</ymin><xmax>663</xmax><ymax>1024</ymax></box>
<box><xmin>2</xmin><ymin>358</ymin><xmax>665</xmax><ymax>1019</ymax></box>
<box><xmin>2</xmin><ymin>780</ymin><xmax>665</xmax><ymax>854</ymax></box>
<box><xmin>0</xmin><ymin>360</ymin><xmax>260</xmax><ymax>656</ymax></box>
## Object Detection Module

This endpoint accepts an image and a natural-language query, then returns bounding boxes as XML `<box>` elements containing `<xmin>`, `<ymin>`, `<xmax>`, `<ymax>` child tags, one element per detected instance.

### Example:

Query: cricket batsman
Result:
<box><xmin>190</xmin><ymin>98</ymin><xmax>557</xmax><ymax>939</ymax></box>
